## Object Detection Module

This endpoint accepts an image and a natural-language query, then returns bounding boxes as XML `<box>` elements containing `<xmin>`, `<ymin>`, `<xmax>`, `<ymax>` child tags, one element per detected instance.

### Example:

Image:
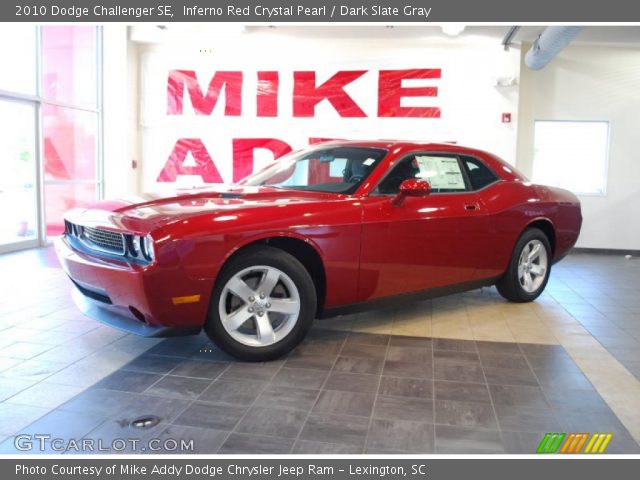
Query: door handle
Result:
<box><xmin>464</xmin><ymin>203</ymin><xmax>480</xmax><ymax>211</ymax></box>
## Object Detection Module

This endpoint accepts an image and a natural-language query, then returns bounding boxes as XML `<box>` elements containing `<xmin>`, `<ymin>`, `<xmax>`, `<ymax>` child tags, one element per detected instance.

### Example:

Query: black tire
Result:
<box><xmin>496</xmin><ymin>228</ymin><xmax>552</xmax><ymax>303</ymax></box>
<box><xmin>205</xmin><ymin>246</ymin><xmax>317</xmax><ymax>361</ymax></box>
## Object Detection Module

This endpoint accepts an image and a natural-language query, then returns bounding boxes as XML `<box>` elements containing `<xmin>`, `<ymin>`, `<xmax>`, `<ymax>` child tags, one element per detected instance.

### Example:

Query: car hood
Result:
<box><xmin>66</xmin><ymin>185</ymin><xmax>341</xmax><ymax>233</ymax></box>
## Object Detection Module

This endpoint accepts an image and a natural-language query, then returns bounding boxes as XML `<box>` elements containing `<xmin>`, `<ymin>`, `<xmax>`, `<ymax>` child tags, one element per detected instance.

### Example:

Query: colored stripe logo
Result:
<box><xmin>537</xmin><ymin>433</ymin><xmax>613</xmax><ymax>454</ymax></box>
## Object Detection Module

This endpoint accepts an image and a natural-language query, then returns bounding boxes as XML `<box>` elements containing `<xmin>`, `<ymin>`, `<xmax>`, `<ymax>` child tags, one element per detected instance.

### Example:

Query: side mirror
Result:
<box><xmin>392</xmin><ymin>179</ymin><xmax>431</xmax><ymax>206</ymax></box>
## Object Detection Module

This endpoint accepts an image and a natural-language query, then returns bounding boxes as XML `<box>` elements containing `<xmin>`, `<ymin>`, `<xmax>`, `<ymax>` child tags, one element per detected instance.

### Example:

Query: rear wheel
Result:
<box><xmin>496</xmin><ymin>228</ymin><xmax>551</xmax><ymax>302</ymax></box>
<box><xmin>205</xmin><ymin>246</ymin><xmax>317</xmax><ymax>361</ymax></box>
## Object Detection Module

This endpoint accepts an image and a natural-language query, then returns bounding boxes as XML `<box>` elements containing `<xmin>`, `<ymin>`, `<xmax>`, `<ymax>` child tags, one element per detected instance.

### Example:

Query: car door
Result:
<box><xmin>358</xmin><ymin>153</ymin><xmax>491</xmax><ymax>301</ymax></box>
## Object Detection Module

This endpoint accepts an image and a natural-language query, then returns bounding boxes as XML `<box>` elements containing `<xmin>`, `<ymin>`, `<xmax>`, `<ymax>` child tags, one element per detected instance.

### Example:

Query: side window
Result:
<box><xmin>376</xmin><ymin>154</ymin><xmax>469</xmax><ymax>194</ymax></box>
<box><xmin>376</xmin><ymin>156</ymin><xmax>421</xmax><ymax>194</ymax></box>
<box><xmin>462</xmin><ymin>156</ymin><xmax>498</xmax><ymax>190</ymax></box>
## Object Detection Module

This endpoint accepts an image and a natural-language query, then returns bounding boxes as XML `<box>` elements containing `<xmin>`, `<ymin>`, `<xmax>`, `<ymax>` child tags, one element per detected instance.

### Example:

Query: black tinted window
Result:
<box><xmin>463</xmin><ymin>156</ymin><xmax>498</xmax><ymax>190</ymax></box>
<box><xmin>377</xmin><ymin>154</ymin><xmax>469</xmax><ymax>194</ymax></box>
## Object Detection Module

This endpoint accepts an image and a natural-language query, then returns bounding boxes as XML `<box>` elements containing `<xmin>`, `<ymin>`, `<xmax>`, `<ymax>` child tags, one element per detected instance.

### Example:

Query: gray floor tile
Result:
<box><xmin>501</xmin><ymin>430</ymin><xmax>546</xmax><ymax>454</ymax></box>
<box><xmin>608</xmin><ymin>347</ymin><xmax>640</xmax><ymax>362</ymax></box>
<box><xmin>519</xmin><ymin>343</ymin><xmax>566</xmax><ymax>357</ymax></box>
<box><xmin>284</xmin><ymin>352</ymin><xmax>336</xmax><ymax>371</ymax></box>
<box><xmin>271</xmin><ymin>367</ymin><xmax>328</xmax><ymax>390</ymax></box>
<box><xmin>235</xmin><ymin>406</ymin><xmax>307</xmax><ymax>438</ymax></box>
<box><xmin>541</xmin><ymin>386</ymin><xmax>610</xmax><ymax>411</ymax></box>
<box><xmin>383</xmin><ymin>360</ymin><xmax>433</xmax><ymax>379</ymax></box>
<box><xmin>155</xmin><ymin>425</ymin><xmax>228</xmax><ymax>454</ymax></box>
<box><xmin>373</xmin><ymin>395</ymin><xmax>434</xmax><ymax>423</ymax></box>
<box><xmin>199</xmin><ymin>380</ymin><xmax>264</xmax><ymax>406</ymax></box>
<box><xmin>219</xmin><ymin>433</ymin><xmax>294</xmax><ymax>454</ymax></box>
<box><xmin>58</xmin><ymin>389</ymin><xmax>139</xmax><ymax>417</ymax></box>
<box><xmin>333</xmin><ymin>356</ymin><xmax>384</xmax><ymax>375</ymax></box>
<box><xmin>18</xmin><ymin>410</ymin><xmax>107</xmax><ymax>440</ymax></box>
<box><xmin>494</xmin><ymin>405</ymin><xmax>561</xmax><ymax>432</ymax></box>
<box><xmin>479</xmin><ymin>353</ymin><xmax>529</xmax><ymax>369</ymax></box>
<box><xmin>476</xmin><ymin>341</ymin><xmax>521</xmax><ymax>356</ymax></box>
<box><xmin>255</xmin><ymin>384</ymin><xmax>319</xmax><ymax>411</ymax></box>
<box><xmin>313</xmin><ymin>390</ymin><xmax>375</xmax><ymax>417</ymax></box>
<box><xmin>367</xmin><ymin>418</ymin><xmax>434</xmax><ymax>453</ymax></box>
<box><xmin>218</xmin><ymin>362</ymin><xmax>282</xmax><ymax>382</ymax></box>
<box><xmin>169</xmin><ymin>360</ymin><xmax>228</xmax><ymax>380</ymax></box>
<box><xmin>435</xmin><ymin>400</ymin><xmax>497</xmax><ymax>429</ymax></box>
<box><xmin>341</xmin><ymin>343</ymin><xmax>387</xmax><ymax>359</ymax></box>
<box><xmin>483</xmin><ymin>367</ymin><xmax>538</xmax><ymax>386</ymax></box>
<box><xmin>378</xmin><ymin>376</ymin><xmax>433</xmax><ymax>399</ymax></box>
<box><xmin>324</xmin><ymin>372</ymin><xmax>379</xmax><ymax>394</ymax></box>
<box><xmin>435</xmin><ymin>425</ymin><xmax>504</xmax><ymax>454</ymax></box>
<box><xmin>174</xmin><ymin>402</ymin><xmax>247</xmax><ymax>431</ymax></box>
<box><xmin>526</xmin><ymin>354</ymin><xmax>582</xmax><ymax>373</ymax></box>
<box><xmin>144</xmin><ymin>342</ymin><xmax>200</xmax><ymax>358</ymax></box>
<box><xmin>346</xmin><ymin>332</ymin><xmax>390</xmax><ymax>346</ymax></box>
<box><xmin>292</xmin><ymin>440</ymin><xmax>362</xmax><ymax>454</ymax></box>
<box><xmin>434</xmin><ymin>350</ymin><xmax>480</xmax><ymax>364</ymax></box>
<box><xmin>92</xmin><ymin>370</ymin><xmax>163</xmax><ymax>393</ymax></box>
<box><xmin>434</xmin><ymin>381</ymin><xmax>491</xmax><ymax>404</ymax></box>
<box><xmin>534</xmin><ymin>370</ymin><xmax>594</xmax><ymax>390</ymax></box>
<box><xmin>121</xmin><ymin>354</ymin><xmax>183</xmax><ymax>374</ymax></box>
<box><xmin>389</xmin><ymin>336</ymin><xmax>432</xmax><ymax>348</ymax></box>
<box><xmin>144</xmin><ymin>376</ymin><xmax>210</xmax><ymax>400</ymax></box>
<box><xmin>117</xmin><ymin>395</ymin><xmax>192</xmax><ymax>425</ymax></box>
<box><xmin>387</xmin><ymin>346</ymin><xmax>431</xmax><ymax>363</ymax></box>
<box><xmin>488</xmin><ymin>384</ymin><xmax>549</xmax><ymax>408</ymax></box>
<box><xmin>554</xmin><ymin>409</ymin><xmax>634</xmax><ymax>438</ymax></box>
<box><xmin>434</xmin><ymin>363</ymin><xmax>485</xmax><ymax>383</ymax></box>
<box><xmin>434</xmin><ymin>338</ymin><xmax>477</xmax><ymax>352</ymax></box>
<box><xmin>298</xmin><ymin>414</ymin><xmax>370</xmax><ymax>447</ymax></box>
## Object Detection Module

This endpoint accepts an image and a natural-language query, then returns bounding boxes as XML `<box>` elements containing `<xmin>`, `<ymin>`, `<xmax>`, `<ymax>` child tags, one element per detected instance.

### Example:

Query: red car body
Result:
<box><xmin>56</xmin><ymin>141</ymin><xmax>582</xmax><ymax>337</ymax></box>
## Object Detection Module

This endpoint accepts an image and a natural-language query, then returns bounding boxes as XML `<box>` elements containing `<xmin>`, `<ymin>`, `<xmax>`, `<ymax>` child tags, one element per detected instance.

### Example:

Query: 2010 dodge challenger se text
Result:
<box><xmin>56</xmin><ymin>141</ymin><xmax>582</xmax><ymax>360</ymax></box>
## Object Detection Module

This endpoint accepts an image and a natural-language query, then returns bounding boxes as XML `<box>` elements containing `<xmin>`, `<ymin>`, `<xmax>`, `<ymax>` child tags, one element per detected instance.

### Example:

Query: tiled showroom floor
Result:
<box><xmin>1</xmin><ymin>248</ymin><xmax>639</xmax><ymax>454</ymax></box>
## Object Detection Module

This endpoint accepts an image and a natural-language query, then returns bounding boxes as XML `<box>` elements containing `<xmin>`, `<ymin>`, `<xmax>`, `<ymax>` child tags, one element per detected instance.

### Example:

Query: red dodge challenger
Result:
<box><xmin>56</xmin><ymin>141</ymin><xmax>582</xmax><ymax>360</ymax></box>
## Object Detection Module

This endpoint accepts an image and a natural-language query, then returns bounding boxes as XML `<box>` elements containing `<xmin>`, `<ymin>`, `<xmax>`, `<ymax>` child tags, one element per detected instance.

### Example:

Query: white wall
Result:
<box><xmin>102</xmin><ymin>25</ymin><xmax>138</xmax><ymax>198</ymax></box>
<box><xmin>134</xmin><ymin>28</ymin><xmax>521</xmax><ymax>192</ymax></box>
<box><xmin>517</xmin><ymin>43</ymin><xmax>640</xmax><ymax>250</ymax></box>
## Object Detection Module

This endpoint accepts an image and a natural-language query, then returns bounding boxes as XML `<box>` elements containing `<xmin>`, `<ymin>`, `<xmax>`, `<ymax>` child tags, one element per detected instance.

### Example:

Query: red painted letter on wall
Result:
<box><xmin>157</xmin><ymin>138</ymin><xmax>223</xmax><ymax>183</ymax></box>
<box><xmin>232</xmin><ymin>138</ymin><xmax>292</xmax><ymax>183</ymax></box>
<box><xmin>167</xmin><ymin>70</ymin><xmax>242</xmax><ymax>116</ymax></box>
<box><xmin>257</xmin><ymin>71</ymin><xmax>279</xmax><ymax>117</ymax></box>
<box><xmin>378</xmin><ymin>69</ymin><xmax>441</xmax><ymax>118</ymax></box>
<box><xmin>293</xmin><ymin>71</ymin><xmax>367</xmax><ymax>117</ymax></box>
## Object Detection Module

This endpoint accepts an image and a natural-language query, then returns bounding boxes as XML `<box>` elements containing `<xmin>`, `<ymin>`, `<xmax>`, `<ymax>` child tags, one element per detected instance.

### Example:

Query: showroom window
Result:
<box><xmin>0</xmin><ymin>26</ymin><xmax>102</xmax><ymax>252</ymax></box>
<box><xmin>532</xmin><ymin>120</ymin><xmax>609</xmax><ymax>195</ymax></box>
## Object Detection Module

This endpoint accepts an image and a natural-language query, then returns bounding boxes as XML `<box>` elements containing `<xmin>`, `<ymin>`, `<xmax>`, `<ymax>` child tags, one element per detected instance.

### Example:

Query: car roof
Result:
<box><xmin>311</xmin><ymin>140</ymin><xmax>527</xmax><ymax>183</ymax></box>
<box><xmin>311</xmin><ymin>139</ymin><xmax>489</xmax><ymax>155</ymax></box>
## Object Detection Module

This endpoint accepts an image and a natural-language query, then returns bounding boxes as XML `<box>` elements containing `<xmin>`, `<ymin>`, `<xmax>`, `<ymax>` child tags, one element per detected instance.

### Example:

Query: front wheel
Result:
<box><xmin>496</xmin><ymin>228</ymin><xmax>552</xmax><ymax>302</ymax></box>
<box><xmin>205</xmin><ymin>246</ymin><xmax>317</xmax><ymax>361</ymax></box>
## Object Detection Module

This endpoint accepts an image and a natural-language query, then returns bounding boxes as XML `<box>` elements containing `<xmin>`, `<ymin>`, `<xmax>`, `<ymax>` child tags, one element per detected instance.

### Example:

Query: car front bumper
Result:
<box><xmin>55</xmin><ymin>236</ymin><xmax>209</xmax><ymax>337</ymax></box>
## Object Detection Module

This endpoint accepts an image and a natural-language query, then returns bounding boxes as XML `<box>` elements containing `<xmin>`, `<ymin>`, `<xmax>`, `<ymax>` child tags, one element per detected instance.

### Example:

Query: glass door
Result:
<box><xmin>0</xmin><ymin>98</ymin><xmax>40</xmax><ymax>253</ymax></box>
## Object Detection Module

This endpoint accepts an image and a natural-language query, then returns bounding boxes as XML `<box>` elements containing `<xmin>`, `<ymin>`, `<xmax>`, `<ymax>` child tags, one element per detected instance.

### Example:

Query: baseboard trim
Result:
<box><xmin>571</xmin><ymin>247</ymin><xmax>639</xmax><ymax>256</ymax></box>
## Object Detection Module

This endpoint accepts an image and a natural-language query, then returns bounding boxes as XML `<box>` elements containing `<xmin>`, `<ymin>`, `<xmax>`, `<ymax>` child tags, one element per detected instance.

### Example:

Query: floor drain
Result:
<box><xmin>130</xmin><ymin>415</ymin><xmax>161</xmax><ymax>429</ymax></box>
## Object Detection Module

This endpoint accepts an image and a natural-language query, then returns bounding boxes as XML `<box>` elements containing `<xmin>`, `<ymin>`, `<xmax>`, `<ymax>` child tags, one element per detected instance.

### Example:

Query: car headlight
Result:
<box><xmin>141</xmin><ymin>235</ymin><xmax>154</xmax><ymax>261</ymax></box>
<box><xmin>127</xmin><ymin>234</ymin><xmax>154</xmax><ymax>262</ymax></box>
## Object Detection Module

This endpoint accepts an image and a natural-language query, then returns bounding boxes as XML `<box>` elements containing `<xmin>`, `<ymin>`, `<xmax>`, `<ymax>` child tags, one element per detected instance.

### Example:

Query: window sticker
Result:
<box><xmin>363</xmin><ymin>158</ymin><xmax>376</xmax><ymax>166</ymax></box>
<box><xmin>415</xmin><ymin>156</ymin><xmax>466</xmax><ymax>190</ymax></box>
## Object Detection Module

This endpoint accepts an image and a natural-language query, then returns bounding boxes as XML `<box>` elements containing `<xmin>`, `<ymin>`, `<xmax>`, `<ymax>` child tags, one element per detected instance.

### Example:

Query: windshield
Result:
<box><xmin>239</xmin><ymin>146</ymin><xmax>388</xmax><ymax>194</ymax></box>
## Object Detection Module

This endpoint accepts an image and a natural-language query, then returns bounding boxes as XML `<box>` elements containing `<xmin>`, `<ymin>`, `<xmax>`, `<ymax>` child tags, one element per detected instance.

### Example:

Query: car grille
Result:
<box><xmin>65</xmin><ymin>221</ymin><xmax>125</xmax><ymax>255</ymax></box>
